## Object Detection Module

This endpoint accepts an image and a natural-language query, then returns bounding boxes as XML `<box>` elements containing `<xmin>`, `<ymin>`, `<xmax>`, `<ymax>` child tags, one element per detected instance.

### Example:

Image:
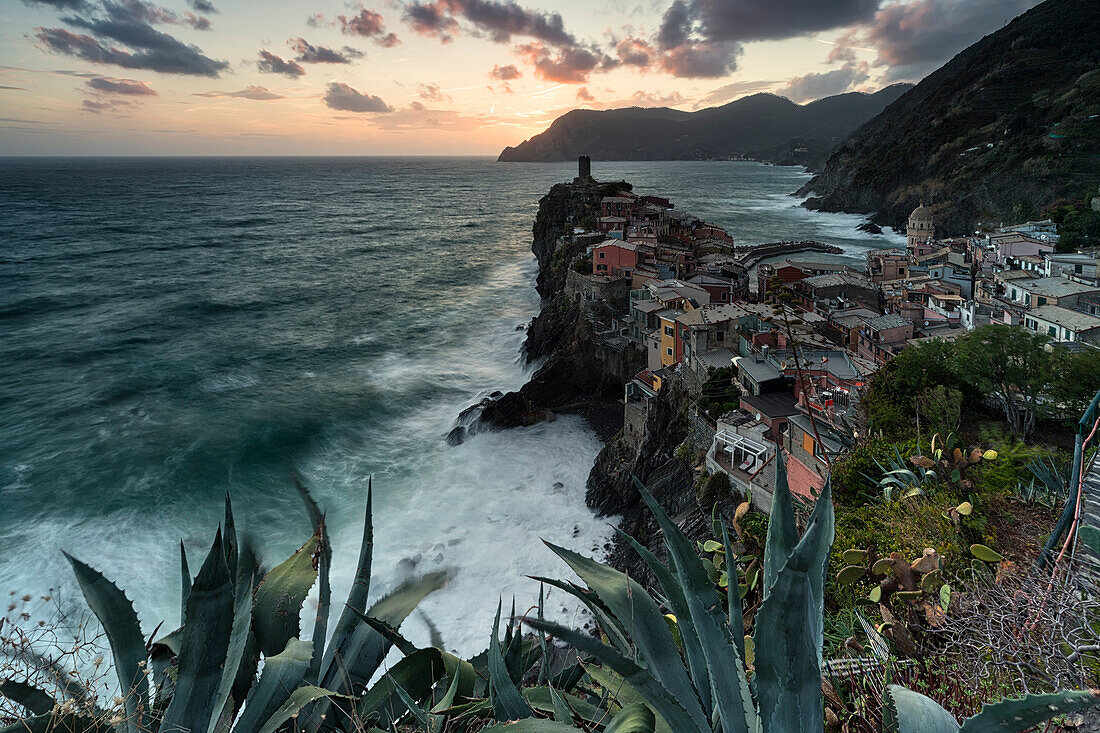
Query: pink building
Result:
<box><xmin>592</xmin><ymin>241</ymin><xmax>640</xmax><ymax>278</ymax></box>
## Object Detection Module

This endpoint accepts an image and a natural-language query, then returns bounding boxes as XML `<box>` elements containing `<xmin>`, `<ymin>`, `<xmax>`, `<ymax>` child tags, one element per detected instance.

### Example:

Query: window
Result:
<box><xmin>666</xmin><ymin>347</ymin><xmax>673</xmax><ymax>356</ymax></box>
<box><xmin>1048</xmin><ymin>325</ymin><xmax>1057</xmax><ymax>337</ymax></box>
<box><xmin>598</xmin><ymin>251</ymin><xmax>606</xmax><ymax>259</ymax></box>
<box><xmin>802</xmin><ymin>432</ymin><xmax>815</xmax><ymax>456</ymax></box>
<box><xmin>1076</xmin><ymin>264</ymin><xmax>1083</xmax><ymax>274</ymax></box>
<box><xmin>1024</xmin><ymin>293</ymin><xmax>1031</xmax><ymax>306</ymax></box>
<box><xmin>664</xmin><ymin>325</ymin><xmax>674</xmax><ymax>336</ymax></box>
<box><xmin>1037</xmin><ymin>297</ymin><xmax>1047</xmax><ymax>306</ymax></box>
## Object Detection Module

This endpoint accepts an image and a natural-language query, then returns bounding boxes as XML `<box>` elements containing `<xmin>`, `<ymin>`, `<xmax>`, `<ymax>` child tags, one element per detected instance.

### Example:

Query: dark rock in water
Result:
<box><xmin>552</xmin><ymin>482</ymin><xmax>564</xmax><ymax>491</ymax></box>
<box><xmin>857</xmin><ymin>220</ymin><xmax>883</xmax><ymax>234</ymax></box>
<box><xmin>515</xmin><ymin>324</ymin><xmax>525</xmax><ymax>331</ymax></box>
<box><xmin>446</xmin><ymin>425</ymin><xmax>466</xmax><ymax>446</ymax></box>
<box><xmin>489</xmin><ymin>390</ymin><xmax>503</xmax><ymax>399</ymax></box>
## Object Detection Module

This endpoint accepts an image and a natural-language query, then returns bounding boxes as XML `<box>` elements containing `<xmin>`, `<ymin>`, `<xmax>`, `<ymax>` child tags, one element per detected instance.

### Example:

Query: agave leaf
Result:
<box><xmin>635</xmin><ymin>480</ymin><xmax>754</xmax><ymax>733</ymax></box>
<box><xmin>489</xmin><ymin>599</ymin><xmax>533</xmax><ymax>721</ymax></box>
<box><xmin>612</xmin><ymin>528</ymin><xmax>712</xmax><ymax>716</ymax></box>
<box><xmin>252</xmin><ymin>532</ymin><xmax>319</xmax><ymax>658</ymax></box>
<box><xmin>353</xmin><ymin>610</ymin><xmax>420</xmax><ymax>657</ymax></box>
<box><xmin>223</xmin><ymin>494</ymin><xmax>238</xmax><ymax>580</ymax></box>
<box><xmin>233</xmin><ymin>638</ymin><xmax>314</xmax><ymax>733</ymax></box>
<box><xmin>322</xmin><ymin>570</ymin><xmax>449</xmax><ymax>699</ymax></box>
<box><xmin>0</xmin><ymin>679</ymin><xmax>55</xmax><ymax>716</ymax></box>
<box><xmin>752</xmin><ymin>491</ymin><xmax>831</xmax><ymax>733</ymax></box>
<box><xmin>543</xmin><ymin>542</ymin><xmax>702</xmax><ymax>724</ymax></box>
<box><xmin>883</xmin><ymin>685</ymin><xmax>959</xmax><ymax>733</ymax></box>
<box><xmin>761</xmin><ymin>451</ymin><xmax>798</xmax><ymax>599</ymax></box>
<box><xmin>605</xmin><ymin>702</ymin><xmax>656</xmax><ymax>733</ymax></box>
<box><xmin>721</xmin><ymin>521</ymin><xmax>746</xmax><ymax>660</ymax></box>
<box><xmin>62</xmin><ymin>552</ymin><xmax>149</xmax><ymax>733</ymax></box>
<box><xmin>523</xmin><ymin>617</ymin><xmax>707</xmax><ymax>733</ymax></box>
<box><xmin>257</xmin><ymin>685</ymin><xmax>344</xmax><ymax>733</ymax></box>
<box><xmin>180</xmin><ymin>541</ymin><xmax>190</xmax><ymax>618</ymax></box>
<box><xmin>160</xmin><ymin>530</ymin><xmax>235</xmax><ymax>733</ymax></box>
<box><xmin>547</xmin><ymin>686</ymin><xmax>575</xmax><ymax>724</ymax></box>
<box><xmin>207</xmin><ymin>569</ymin><xmax>254</xmax><ymax>733</ymax></box>
<box><xmin>529</xmin><ymin>575</ymin><xmax>632</xmax><ymax>655</ymax></box>
<box><xmin>390</xmin><ymin>679</ymin><xmax>431</xmax><ymax>732</ymax></box>
<box><xmin>293</xmin><ymin>475</ymin><xmax>332</xmax><ymax>686</ymax></box>
<box><xmin>959</xmin><ymin>689</ymin><xmax>1100</xmax><ymax>732</ymax></box>
<box><xmin>357</xmin><ymin>647</ymin><xmax>477</xmax><ymax>730</ymax></box>
<box><xmin>585</xmin><ymin>665</ymin><xmax>672</xmax><ymax>733</ymax></box>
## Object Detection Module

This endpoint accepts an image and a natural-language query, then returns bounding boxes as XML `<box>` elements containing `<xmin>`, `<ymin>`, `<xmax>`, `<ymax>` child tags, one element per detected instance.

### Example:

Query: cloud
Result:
<box><xmin>0</xmin><ymin>85</ymin><xmax>28</xmax><ymax>90</ymax></box>
<box><xmin>186</xmin><ymin>0</ymin><xmax>215</xmax><ymax>13</ymax></box>
<box><xmin>659</xmin><ymin>0</ymin><xmax>879</xmax><ymax>46</ymax></box>
<box><xmin>418</xmin><ymin>82</ymin><xmax>447</xmax><ymax>101</ymax></box>
<box><xmin>576</xmin><ymin>86</ymin><xmax>593</xmax><ymax>101</ymax></box>
<box><xmin>488</xmin><ymin>63</ymin><xmax>521</xmax><ymax>80</ymax></box>
<box><xmin>614</xmin><ymin>36</ymin><xmax>655</xmax><ymax>68</ymax></box>
<box><xmin>402</xmin><ymin>2</ymin><xmax>459</xmax><ymax>41</ymax></box>
<box><xmin>659</xmin><ymin>40</ymin><xmax>740</xmax><ymax>78</ymax></box>
<box><xmin>695</xmin><ymin>78</ymin><xmax>781</xmax><ymax>107</ymax></box>
<box><xmin>779</xmin><ymin>61</ymin><xmax>869</xmax><ymax>102</ymax></box>
<box><xmin>81</xmin><ymin>96</ymin><xmax>138</xmax><ymax>113</ymax></box>
<box><xmin>22</xmin><ymin>0</ymin><xmax>90</xmax><ymax>9</ymax></box>
<box><xmin>86</xmin><ymin>75</ymin><xmax>156</xmax><ymax>94</ymax></box>
<box><xmin>194</xmin><ymin>85</ymin><xmax>283</xmax><ymax>100</ymax></box>
<box><xmin>860</xmin><ymin>0</ymin><xmax>1037</xmax><ymax>81</ymax></box>
<box><xmin>35</xmin><ymin>25</ymin><xmax>227</xmax><ymax>76</ymax></box>
<box><xmin>403</xmin><ymin>0</ymin><xmax>574</xmax><ymax>46</ymax></box>
<box><xmin>257</xmin><ymin>50</ymin><xmax>305</xmax><ymax>77</ymax></box>
<box><xmin>338</xmin><ymin>7</ymin><xmax>401</xmax><ymax>46</ymax></box>
<box><xmin>289</xmin><ymin>38</ymin><xmax>362</xmax><ymax>64</ymax></box>
<box><xmin>516</xmin><ymin>42</ymin><xmax>607</xmax><ymax>83</ymax></box>
<box><xmin>323</xmin><ymin>81</ymin><xmax>392</xmax><ymax>112</ymax></box>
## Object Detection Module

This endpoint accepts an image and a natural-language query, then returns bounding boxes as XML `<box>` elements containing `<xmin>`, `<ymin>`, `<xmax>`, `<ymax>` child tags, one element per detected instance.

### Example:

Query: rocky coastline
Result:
<box><xmin>455</xmin><ymin>176</ymin><xmax>709</xmax><ymax>582</ymax></box>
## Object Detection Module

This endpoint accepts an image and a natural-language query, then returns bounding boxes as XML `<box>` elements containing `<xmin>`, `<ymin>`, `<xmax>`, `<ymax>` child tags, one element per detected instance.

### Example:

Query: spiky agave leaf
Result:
<box><xmin>959</xmin><ymin>689</ymin><xmax>1100</xmax><ymax>732</ymax></box>
<box><xmin>207</xmin><ymin>568</ymin><xmax>254</xmax><ymax>733</ymax></box>
<box><xmin>604</xmin><ymin>703</ymin><xmax>656</xmax><ymax>733</ymax></box>
<box><xmin>0</xmin><ymin>679</ymin><xmax>55</xmax><ymax>716</ymax></box>
<box><xmin>293</xmin><ymin>473</ymin><xmax>332</xmax><ymax>685</ymax></box>
<box><xmin>232</xmin><ymin>638</ymin><xmax>315</xmax><ymax>733</ymax></box>
<box><xmin>489</xmin><ymin>599</ymin><xmax>534</xmax><ymax>722</ymax></box>
<box><xmin>356</xmin><ymin>647</ymin><xmax>478</xmax><ymax>730</ymax></box>
<box><xmin>62</xmin><ymin>552</ymin><xmax>149</xmax><ymax>733</ymax></box>
<box><xmin>251</xmin><ymin>531</ymin><xmax>320</xmax><ymax>657</ymax></box>
<box><xmin>635</xmin><ymin>480</ymin><xmax>756</xmax><ymax>733</ymax></box>
<box><xmin>160</xmin><ymin>529</ymin><xmax>234</xmax><ymax>733</ymax></box>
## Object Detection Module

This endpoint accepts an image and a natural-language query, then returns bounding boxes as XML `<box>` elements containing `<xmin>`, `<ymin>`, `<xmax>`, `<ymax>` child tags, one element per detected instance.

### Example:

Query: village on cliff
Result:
<box><xmin>560</xmin><ymin>157</ymin><xmax>1100</xmax><ymax>511</ymax></box>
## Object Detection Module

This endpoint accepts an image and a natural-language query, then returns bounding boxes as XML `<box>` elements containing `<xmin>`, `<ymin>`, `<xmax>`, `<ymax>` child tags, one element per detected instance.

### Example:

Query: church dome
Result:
<box><xmin>909</xmin><ymin>203</ymin><xmax>933</xmax><ymax>222</ymax></box>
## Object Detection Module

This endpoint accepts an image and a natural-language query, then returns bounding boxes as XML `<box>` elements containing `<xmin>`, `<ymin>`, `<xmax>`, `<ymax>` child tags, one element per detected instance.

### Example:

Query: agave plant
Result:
<box><xmin>519</xmin><ymin>451</ymin><xmax>1100</xmax><ymax>733</ymax></box>
<box><xmin>865</xmin><ymin>444</ymin><xmax>937</xmax><ymax>501</ymax></box>
<box><xmin>0</xmin><ymin>480</ymin><xmax>460</xmax><ymax>733</ymax></box>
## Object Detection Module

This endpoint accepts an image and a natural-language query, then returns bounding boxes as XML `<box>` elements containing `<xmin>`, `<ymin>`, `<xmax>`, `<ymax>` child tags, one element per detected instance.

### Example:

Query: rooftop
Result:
<box><xmin>742</xmin><ymin>391</ymin><xmax>800</xmax><ymax>419</ymax></box>
<box><xmin>802</xmin><ymin>272</ymin><xmax>872</xmax><ymax>289</ymax></box>
<box><xmin>863</xmin><ymin>312</ymin><xmax>911</xmax><ymax>331</ymax></box>
<box><xmin>1028</xmin><ymin>304</ymin><xmax>1100</xmax><ymax>332</ymax></box>
<box><xmin>1019</xmin><ymin>277</ymin><xmax>1100</xmax><ymax>298</ymax></box>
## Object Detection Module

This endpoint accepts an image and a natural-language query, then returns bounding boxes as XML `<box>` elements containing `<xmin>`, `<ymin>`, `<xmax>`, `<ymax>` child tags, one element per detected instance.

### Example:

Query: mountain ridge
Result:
<box><xmin>496</xmin><ymin>85</ymin><xmax>913</xmax><ymax>166</ymax></box>
<box><xmin>799</xmin><ymin>0</ymin><xmax>1100</xmax><ymax>235</ymax></box>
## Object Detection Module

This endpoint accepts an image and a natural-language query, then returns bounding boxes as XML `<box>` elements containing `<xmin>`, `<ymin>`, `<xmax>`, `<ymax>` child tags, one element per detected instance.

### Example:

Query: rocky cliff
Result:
<box><xmin>799</xmin><ymin>0</ymin><xmax>1100</xmax><ymax>235</ymax></box>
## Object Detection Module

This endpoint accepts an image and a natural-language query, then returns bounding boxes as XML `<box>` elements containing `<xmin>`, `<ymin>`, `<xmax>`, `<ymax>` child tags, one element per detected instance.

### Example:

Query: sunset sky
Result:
<box><xmin>1</xmin><ymin>0</ymin><xmax>1037</xmax><ymax>155</ymax></box>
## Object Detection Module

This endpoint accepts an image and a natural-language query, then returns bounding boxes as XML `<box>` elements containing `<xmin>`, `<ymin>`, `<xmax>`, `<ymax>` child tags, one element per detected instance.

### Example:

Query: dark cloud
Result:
<box><xmin>0</xmin><ymin>85</ymin><xmax>28</xmax><ymax>90</ymax></box>
<box><xmin>659</xmin><ymin>40</ymin><xmax>740</xmax><ymax>78</ymax></box>
<box><xmin>780</xmin><ymin>61</ymin><xmax>869</xmax><ymax>102</ymax></box>
<box><xmin>862</xmin><ymin>0</ymin><xmax>1037</xmax><ymax>80</ymax></box>
<box><xmin>186</xmin><ymin>0</ymin><xmax>215</xmax><ymax>12</ymax></box>
<box><xmin>194</xmin><ymin>85</ymin><xmax>283</xmax><ymax>100</ymax></box>
<box><xmin>516</xmin><ymin>42</ymin><xmax>605</xmax><ymax>83</ymax></box>
<box><xmin>306</xmin><ymin>13</ymin><xmax>325</xmax><ymax>27</ymax></box>
<box><xmin>184</xmin><ymin>12</ymin><xmax>210</xmax><ymax>30</ymax></box>
<box><xmin>488</xmin><ymin>63</ymin><xmax>520</xmax><ymax>80</ymax></box>
<box><xmin>402</xmin><ymin>2</ymin><xmax>459</xmax><ymax>41</ymax></box>
<box><xmin>32</xmin><ymin>0</ymin><xmax>226</xmax><ymax>75</ymax></box>
<box><xmin>22</xmin><ymin>0</ymin><xmax>90</xmax><ymax>9</ymax></box>
<box><xmin>35</xmin><ymin>26</ymin><xmax>227</xmax><ymax>76</ymax></box>
<box><xmin>614</xmin><ymin>37</ymin><xmax>654</xmax><ymax>68</ymax></box>
<box><xmin>256</xmin><ymin>49</ymin><xmax>305</xmax><ymax>77</ymax></box>
<box><xmin>403</xmin><ymin>0</ymin><xmax>573</xmax><ymax>47</ymax></box>
<box><xmin>323</xmin><ymin>81</ymin><xmax>392</xmax><ymax>112</ymax></box>
<box><xmin>661</xmin><ymin>0</ymin><xmax>879</xmax><ymax>46</ymax></box>
<box><xmin>86</xmin><ymin>75</ymin><xmax>156</xmax><ymax>94</ymax></box>
<box><xmin>288</xmin><ymin>37</ymin><xmax>362</xmax><ymax>64</ymax></box>
<box><xmin>576</xmin><ymin>86</ymin><xmax>593</xmax><ymax>101</ymax></box>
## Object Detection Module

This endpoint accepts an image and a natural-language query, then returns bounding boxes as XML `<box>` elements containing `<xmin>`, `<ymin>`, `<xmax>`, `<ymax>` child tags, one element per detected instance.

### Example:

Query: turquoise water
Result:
<box><xmin>0</xmin><ymin>157</ymin><xmax>901</xmax><ymax>656</ymax></box>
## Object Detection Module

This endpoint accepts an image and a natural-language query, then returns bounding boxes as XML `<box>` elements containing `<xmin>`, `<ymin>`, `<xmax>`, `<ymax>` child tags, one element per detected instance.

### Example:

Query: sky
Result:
<box><xmin>0</xmin><ymin>0</ymin><xmax>1039</xmax><ymax>155</ymax></box>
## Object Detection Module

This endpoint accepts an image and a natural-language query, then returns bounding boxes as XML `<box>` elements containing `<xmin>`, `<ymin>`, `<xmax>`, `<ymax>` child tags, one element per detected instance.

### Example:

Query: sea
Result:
<box><xmin>0</xmin><ymin>157</ymin><xmax>904</xmax><ymax>659</ymax></box>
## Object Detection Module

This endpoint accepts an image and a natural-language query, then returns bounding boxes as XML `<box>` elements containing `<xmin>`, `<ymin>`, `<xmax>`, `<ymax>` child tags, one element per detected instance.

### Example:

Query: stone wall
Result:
<box><xmin>565</xmin><ymin>269</ymin><xmax>632</xmax><ymax>311</ymax></box>
<box><xmin>686</xmin><ymin>405</ymin><xmax>717</xmax><ymax>453</ymax></box>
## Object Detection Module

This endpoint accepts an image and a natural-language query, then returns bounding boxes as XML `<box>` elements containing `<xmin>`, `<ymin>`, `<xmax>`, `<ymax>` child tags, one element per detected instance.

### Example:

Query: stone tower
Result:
<box><xmin>577</xmin><ymin>155</ymin><xmax>591</xmax><ymax>182</ymax></box>
<box><xmin>907</xmin><ymin>202</ymin><xmax>935</xmax><ymax>255</ymax></box>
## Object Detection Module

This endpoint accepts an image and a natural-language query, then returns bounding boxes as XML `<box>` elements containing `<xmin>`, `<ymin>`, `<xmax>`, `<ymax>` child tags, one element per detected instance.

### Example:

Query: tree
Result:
<box><xmin>861</xmin><ymin>339</ymin><xmax>962</xmax><ymax>439</ymax></box>
<box><xmin>952</xmin><ymin>325</ymin><xmax>1052</xmax><ymax>437</ymax></box>
<box><xmin>1050</xmin><ymin>345</ymin><xmax>1100</xmax><ymax>418</ymax></box>
<box><xmin>918</xmin><ymin>385</ymin><xmax>963</xmax><ymax>437</ymax></box>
